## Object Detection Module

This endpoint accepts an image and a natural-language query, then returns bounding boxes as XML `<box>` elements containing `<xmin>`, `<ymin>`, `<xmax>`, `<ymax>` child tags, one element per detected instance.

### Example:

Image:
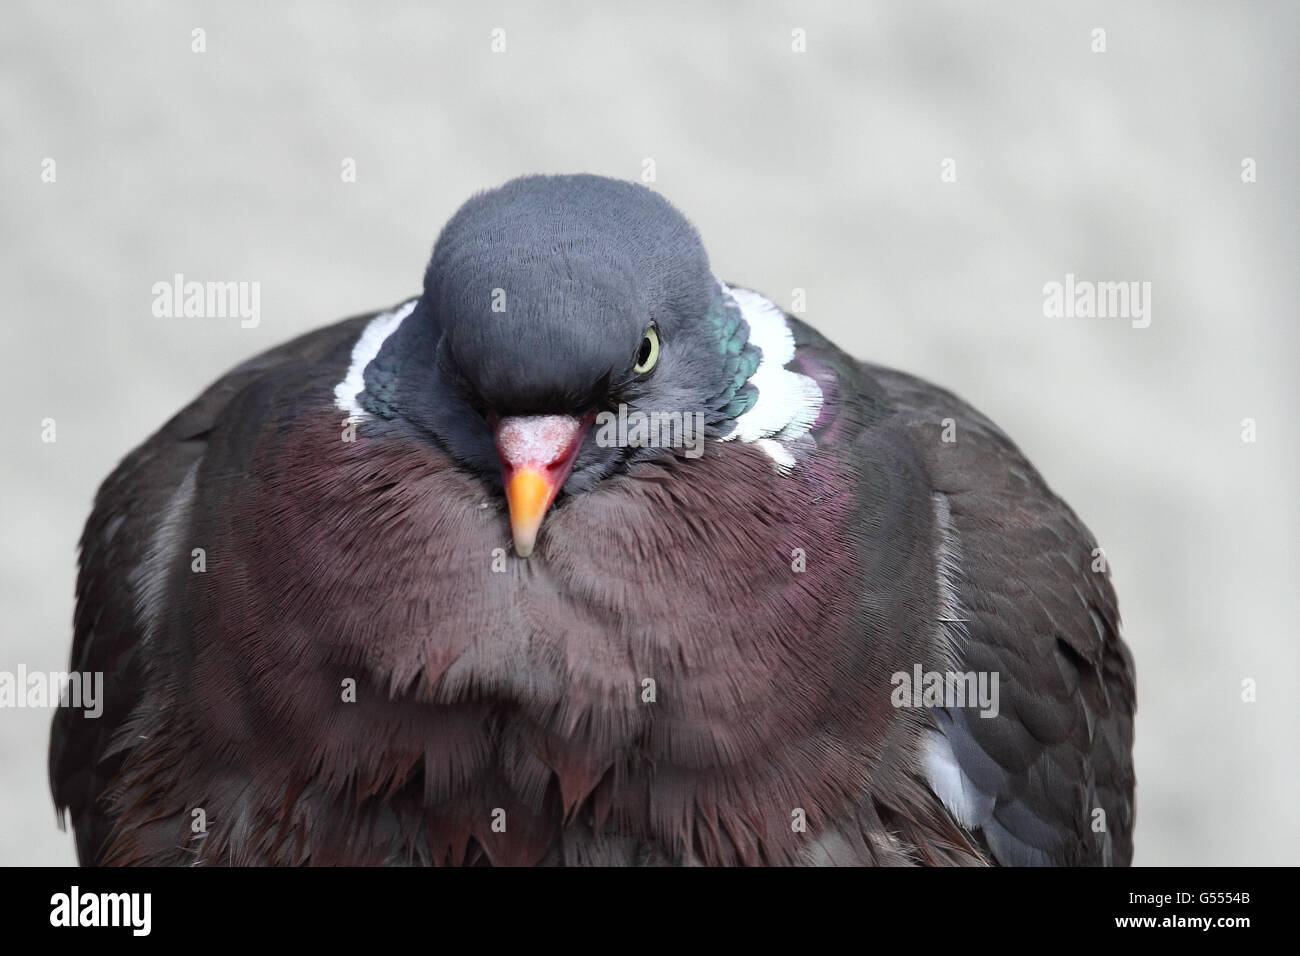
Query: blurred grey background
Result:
<box><xmin>2</xmin><ymin>0</ymin><xmax>1297</xmax><ymax>865</ymax></box>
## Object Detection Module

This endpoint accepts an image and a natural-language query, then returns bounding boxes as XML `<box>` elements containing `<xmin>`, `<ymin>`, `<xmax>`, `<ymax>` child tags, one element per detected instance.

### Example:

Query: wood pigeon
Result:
<box><xmin>50</xmin><ymin>174</ymin><xmax>1136</xmax><ymax>866</ymax></box>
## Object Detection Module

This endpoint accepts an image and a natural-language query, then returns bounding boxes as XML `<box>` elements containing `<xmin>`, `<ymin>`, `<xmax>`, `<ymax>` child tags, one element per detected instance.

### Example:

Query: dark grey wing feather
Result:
<box><xmin>869</xmin><ymin>363</ymin><xmax>1136</xmax><ymax>866</ymax></box>
<box><xmin>49</xmin><ymin>310</ymin><xmax>381</xmax><ymax>863</ymax></box>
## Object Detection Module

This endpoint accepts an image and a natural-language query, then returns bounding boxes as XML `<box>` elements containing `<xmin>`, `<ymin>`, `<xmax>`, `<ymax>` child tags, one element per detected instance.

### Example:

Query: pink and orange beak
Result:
<box><xmin>493</xmin><ymin>414</ymin><xmax>591</xmax><ymax>557</ymax></box>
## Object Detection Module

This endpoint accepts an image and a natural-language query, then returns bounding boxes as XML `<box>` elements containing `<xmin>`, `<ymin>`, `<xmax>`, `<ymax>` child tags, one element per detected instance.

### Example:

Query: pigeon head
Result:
<box><xmin>362</xmin><ymin>174</ymin><xmax>760</xmax><ymax>556</ymax></box>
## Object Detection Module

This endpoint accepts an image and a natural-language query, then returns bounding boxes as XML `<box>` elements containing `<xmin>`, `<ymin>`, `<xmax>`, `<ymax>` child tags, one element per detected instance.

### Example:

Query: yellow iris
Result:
<box><xmin>634</xmin><ymin>325</ymin><xmax>660</xmax><ymax>374</ymax></box>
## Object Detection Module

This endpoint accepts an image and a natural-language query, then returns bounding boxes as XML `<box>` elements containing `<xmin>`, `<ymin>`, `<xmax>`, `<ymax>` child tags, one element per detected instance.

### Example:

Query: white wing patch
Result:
<box><xmin>922</xmin><ymin>730</ymin><xmax>994</xmax><ymax>831</ymax></box>
<box><xmin>717</xmin><ymin>282</ymin><xmax>823</xmax><ymax>471</ymax></box>
<box><xmin>923</xmin><ymin>493</ymin><xmax>995</xmax><ymax>835</ymax></box>
<box><xmin>333</xmin><ymin>299</ymin><xmax>419</xmax><ymax>423</ymax></box>
<box><xmin>932</xmin><ymin>492</ymin><xmax>970</xmax><ymax>669</ymax></box>
<box><xmin>127</xmin><ymin>460</ymin><xmax>199</xmax><ymax>647</ymax></box>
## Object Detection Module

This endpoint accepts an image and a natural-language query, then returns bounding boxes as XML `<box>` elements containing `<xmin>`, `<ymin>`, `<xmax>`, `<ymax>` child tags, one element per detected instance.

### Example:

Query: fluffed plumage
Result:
<box><xmin>51</xmin><ymin>174</ymin><xmax>1135</xmax><ymax>865</ymax></box>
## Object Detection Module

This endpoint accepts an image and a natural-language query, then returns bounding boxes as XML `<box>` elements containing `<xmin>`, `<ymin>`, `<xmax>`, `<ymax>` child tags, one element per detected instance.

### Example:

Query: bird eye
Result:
<box><xmin>634</xmin><ymin>325</ymin><xmax>660</xmax><ymax>374</ymax></box>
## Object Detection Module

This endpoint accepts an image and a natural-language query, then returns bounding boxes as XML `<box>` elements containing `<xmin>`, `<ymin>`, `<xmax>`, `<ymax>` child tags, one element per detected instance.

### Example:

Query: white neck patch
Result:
<box><xmin>716</xmin><ymin>282</ymin><xmax>824</xmax><ymax>471</ymax></box>
<box><xmin>333</xmin><ymin>298</ymin><xmax>419</xmax><ymax>423</ymax></box>
<box><xmin>333</xmin><ymin>289</ymin><xmax>825</xmax><ymax>469</ymax></box>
